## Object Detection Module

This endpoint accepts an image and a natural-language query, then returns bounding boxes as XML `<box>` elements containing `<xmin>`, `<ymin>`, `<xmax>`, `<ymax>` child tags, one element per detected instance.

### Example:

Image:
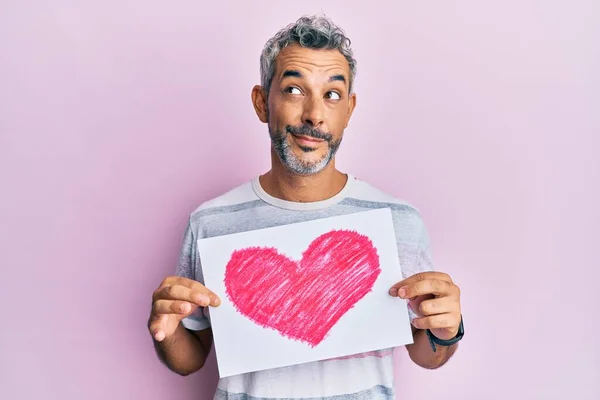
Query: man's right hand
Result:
<box><xmin>149</xmin><ymin>276</ymin><xmax>221</xmax><ymax>342</ymax></box>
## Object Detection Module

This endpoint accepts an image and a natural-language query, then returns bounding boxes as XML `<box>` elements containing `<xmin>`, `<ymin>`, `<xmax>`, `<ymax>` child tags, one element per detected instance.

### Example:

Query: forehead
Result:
<box><xmin>274</xmin><ymin>44</ymin><xmax>350</xmax><ymax>80</ymax></box>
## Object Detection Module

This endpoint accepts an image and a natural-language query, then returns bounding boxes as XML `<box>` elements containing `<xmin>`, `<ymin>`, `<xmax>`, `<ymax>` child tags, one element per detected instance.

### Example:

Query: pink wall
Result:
<box><xmin>1</xmin><ymin>1</ymin><xmax>598</xmax><ymax>399</ymax></box>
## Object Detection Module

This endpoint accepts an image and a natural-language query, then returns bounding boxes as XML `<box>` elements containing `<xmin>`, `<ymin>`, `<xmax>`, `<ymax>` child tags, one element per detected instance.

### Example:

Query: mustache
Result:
<box><xmin>285</xmin><ymin>124</ymin><xmax>333</xmax><ymax>142</ymax></box>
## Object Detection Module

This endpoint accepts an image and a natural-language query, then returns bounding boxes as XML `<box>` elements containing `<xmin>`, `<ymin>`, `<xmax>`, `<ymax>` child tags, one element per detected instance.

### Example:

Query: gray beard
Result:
<box><xmin>269</xmin><ymin>126</ymin><xmax>342</xmax><ymax>175</ymax></box>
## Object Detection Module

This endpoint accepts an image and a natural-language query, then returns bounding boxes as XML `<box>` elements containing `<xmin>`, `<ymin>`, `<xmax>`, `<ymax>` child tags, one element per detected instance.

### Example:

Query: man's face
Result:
<box><xmin>255</xmin><ymin>44</ymin><xmax>356</xmax><ymax>175</ymax></box>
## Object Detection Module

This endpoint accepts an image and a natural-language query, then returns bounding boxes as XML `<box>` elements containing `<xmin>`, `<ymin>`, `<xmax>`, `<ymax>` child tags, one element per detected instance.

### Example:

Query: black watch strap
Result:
<box><xmin>425</xmin><ymin>315</ymin><xmax>464</xmax><ymax>353</ymax></box>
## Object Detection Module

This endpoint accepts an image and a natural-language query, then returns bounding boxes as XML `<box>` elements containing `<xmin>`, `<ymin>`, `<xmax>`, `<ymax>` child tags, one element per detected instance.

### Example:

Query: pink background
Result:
<box><xmin>1</xmin><ymin>1</ymin><xmax>598</xmax><ymax>399</ymax></box>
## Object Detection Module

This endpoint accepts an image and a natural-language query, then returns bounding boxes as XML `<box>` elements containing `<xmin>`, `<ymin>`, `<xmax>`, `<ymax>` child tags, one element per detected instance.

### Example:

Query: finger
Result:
<box><xmin>412</xmin><ymin>297</ymin><xmax>457</xmax><ymax>316</ymax></box>
<box><xmin>153</xmin><ymin>299</ymin><xmax>195</xmax><ymax>315</ymax></box>
<box><xmin>155</xmin><ymin>284</ymin><xmax>211</xmax><ymax>307</ymax></box>
<box><xmin>411</xmin><ymin>313</ymin><xmax>461</xmax><ymax>331</ymax></box>
<box><xmin>406</xmin><ymin>294</ymin><xmax>434</xmax><ymax>316</ymax></box>
<box><xmin>154</xmin><ymin>279</ymin><xmax>221</xmax><ymax>307</ymax></box>
<box><xmin>395</xmin><ymin>278</ymin><xmax>456</xmax><ymax>299</ymax></box>
<box><xmin>181</xmin><ymin>280</ymin><xmax>221</xmax><ymax>307</ymax></box>
<box><xmin>390</xmin><ymin>272</ymin><xmax>453</xmax><ymax>292</ymax></box>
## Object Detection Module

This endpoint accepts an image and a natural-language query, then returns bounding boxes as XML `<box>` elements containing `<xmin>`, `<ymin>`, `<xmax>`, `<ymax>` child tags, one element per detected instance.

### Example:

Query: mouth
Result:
<box><xmin>291</xmin><ymin>134</ymin><xmax>325</xmax><ymax>147</ymax></box>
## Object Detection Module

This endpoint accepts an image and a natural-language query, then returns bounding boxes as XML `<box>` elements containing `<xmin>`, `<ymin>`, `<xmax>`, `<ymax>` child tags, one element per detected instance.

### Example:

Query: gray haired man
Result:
<box><xmin>148</xmin><ymin>14</ymin><xmax>463</xmax><ymax>400</ymax></box>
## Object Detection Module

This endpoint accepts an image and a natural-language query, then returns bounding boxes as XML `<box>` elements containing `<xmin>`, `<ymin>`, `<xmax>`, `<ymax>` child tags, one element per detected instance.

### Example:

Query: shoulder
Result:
<box><xmin>344</xmin><ymin>175</ymin><xmax>429</xmax><ymax>243</ymax></box>
<box><xmin>348</xmin><ymin>176</ymin><xmax>423</xmax><ymax>218</ymax></box>
<box><xmin>188</xmin><ymin>179</ymin><xmax>261</xmax><ymax>223</ymax></box>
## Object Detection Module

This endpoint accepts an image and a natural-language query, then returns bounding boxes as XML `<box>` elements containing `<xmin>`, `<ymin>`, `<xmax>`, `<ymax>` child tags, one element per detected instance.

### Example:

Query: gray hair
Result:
<box><xmin>259</xmin><ymin>14</ymin><xmax>357</xmax><ymax>97</ymax></box>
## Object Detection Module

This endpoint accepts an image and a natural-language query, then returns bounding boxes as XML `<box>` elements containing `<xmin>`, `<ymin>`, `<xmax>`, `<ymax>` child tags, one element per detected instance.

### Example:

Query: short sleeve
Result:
<box><xmin>407</xmin><ymin>216</ymin><xmax>436</xmax><ymax>320</ymax></box>
<box><xmin>176</xmin><ymin>219</ymin><xmax>212</xmax><ymax>331</ymax></box>
<box><xmin>414</xmin><ymin>219</ymin><xmax>435</xmax><ymax>274</ymax></box>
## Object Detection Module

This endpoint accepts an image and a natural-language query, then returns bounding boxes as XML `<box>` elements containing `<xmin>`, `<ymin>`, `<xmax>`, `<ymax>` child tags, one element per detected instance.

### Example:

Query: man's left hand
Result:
<box><xmin>389</xmin><ymin>272</ymin><xmax>462</xmax><ymax>341</ymax></box>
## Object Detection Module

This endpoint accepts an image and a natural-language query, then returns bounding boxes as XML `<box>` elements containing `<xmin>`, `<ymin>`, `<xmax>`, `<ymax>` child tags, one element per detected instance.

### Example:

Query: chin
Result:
<box><xmin>283</xmin><ymin>153</ymin><xmax>332</xmax><ymax>175</ymax></box>
<box><xmin>272</xmin><ymin>135</ymin><xmax>335</xmax><ymax>175</ymax></box>
<box><xmin>294</xmin><ymin>152</ymin><xmax>325</xmax><ymax>165</ymax></box>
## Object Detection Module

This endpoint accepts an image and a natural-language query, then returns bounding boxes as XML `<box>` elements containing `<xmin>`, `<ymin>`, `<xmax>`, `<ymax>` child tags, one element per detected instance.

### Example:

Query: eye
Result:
<box><xmin>285</xmin><ymin>87</ymin><xmax>302</xmax><ymax>95</ymax></box>
<box><xmin>325</xmin><ymin>91</ymin><xmax>341</xmax><ymax>100</ymax></box>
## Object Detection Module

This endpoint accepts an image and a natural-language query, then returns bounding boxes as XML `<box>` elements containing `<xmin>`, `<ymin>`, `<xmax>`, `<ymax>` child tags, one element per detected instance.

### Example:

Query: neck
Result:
<box><xmin>260</xmin><ymin>152</ymin><xmax>348</xmax><ymax>203</ymax></box>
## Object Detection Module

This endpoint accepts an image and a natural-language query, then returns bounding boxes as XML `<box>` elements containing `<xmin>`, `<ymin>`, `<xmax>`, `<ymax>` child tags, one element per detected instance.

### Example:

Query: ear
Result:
<box><xmin>251</xmin><ymin>85</ymin><xmax>269</xmax><ymax>123</ymax></box>
<box><xmin>344</xmin><ymin>92</ymin><xmax>357</xmax><ymax>128</ymax></box>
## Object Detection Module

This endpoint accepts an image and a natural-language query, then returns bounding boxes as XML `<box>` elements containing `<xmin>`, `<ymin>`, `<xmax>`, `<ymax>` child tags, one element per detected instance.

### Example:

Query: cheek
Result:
<box><xmin>276</xmin><ymin>97</ymin><xmax>305</xmax><ymax>115</ymax></box>
<box><xmin>327</xmin><ymin>111</ymin><xmax>347</xmax><ymax>134</ymax></box>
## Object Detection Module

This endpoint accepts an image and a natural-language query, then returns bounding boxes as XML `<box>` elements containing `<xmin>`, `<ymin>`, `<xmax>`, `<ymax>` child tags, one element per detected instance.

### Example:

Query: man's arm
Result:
<box><xmin>406</xmin><ymin>325</ymin><xmax>458</xmax><ymax>369</ymax></box>
<box><xmin>390</xmin><ymin>272</ymin><xmax>463</xmax><ymax>369</ymax></box>
<box><xmin>148</xmin><ymin>276</ymin><xmax>220</xmax><ymax>376</ymax></box>
<box><xmin>152</xmin><ymin>323</ymin><xmax>213</xmax><ymax>376</ymax></box>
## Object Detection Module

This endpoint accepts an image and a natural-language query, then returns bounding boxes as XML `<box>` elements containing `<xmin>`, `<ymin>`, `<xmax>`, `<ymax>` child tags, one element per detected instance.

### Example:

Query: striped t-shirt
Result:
<box><xmin>175</xmin><ymin>173</ymin><xmax>434</xmax><ymax>399</ymax></box>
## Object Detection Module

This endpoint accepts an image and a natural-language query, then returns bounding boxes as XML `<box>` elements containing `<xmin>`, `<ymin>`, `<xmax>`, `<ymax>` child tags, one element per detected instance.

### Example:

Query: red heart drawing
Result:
<box><xmin>224</xmin><ymin>229</ymin><xmax>381</xmax><ymax>347</ymax></box>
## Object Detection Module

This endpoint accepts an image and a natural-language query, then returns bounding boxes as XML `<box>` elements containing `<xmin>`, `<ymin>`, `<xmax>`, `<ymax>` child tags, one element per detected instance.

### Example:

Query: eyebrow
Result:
<box><xmin>281</xmin><ymin>70</ymin><xmax>347</xmax><ymax>84</ymax></box>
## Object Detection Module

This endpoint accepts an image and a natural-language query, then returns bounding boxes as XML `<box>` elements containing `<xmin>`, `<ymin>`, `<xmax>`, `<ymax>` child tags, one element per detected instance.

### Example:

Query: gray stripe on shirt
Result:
<box><xmin>214</xmin><ymin>385</ymin><xmax>394</xmax><ymax>400</ymax></box>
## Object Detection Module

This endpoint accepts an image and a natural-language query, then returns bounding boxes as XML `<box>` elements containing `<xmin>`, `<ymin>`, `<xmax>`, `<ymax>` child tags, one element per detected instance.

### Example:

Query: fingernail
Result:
<box><xmin>212</xmin><ymin>297</ymin><xmax>221</xmax><ymax>306</ymax></box>
<box><xmin>389</xmin><ymin>288</ymin><xmax>398</xmax><ymax>296</ymax></box>
<box><xmin>398</xmin><ymin>287</ymin><xmax>407</xmax><ymax>298</ymax></box>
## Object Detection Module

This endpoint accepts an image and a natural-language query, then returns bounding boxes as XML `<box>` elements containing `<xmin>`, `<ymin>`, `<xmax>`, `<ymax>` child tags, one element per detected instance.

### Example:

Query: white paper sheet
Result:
<box><xmin>197</xmin><ymin>207</ymin><xmax>414</xmax><ymax>378</ymax></box>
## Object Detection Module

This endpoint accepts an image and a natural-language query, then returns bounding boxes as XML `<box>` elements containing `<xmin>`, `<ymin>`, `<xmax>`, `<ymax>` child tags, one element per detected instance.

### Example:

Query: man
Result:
<box><xmin>148</xmin><ymin>14</ymin><xmax>463</xmax><ymax>399</ymax></box>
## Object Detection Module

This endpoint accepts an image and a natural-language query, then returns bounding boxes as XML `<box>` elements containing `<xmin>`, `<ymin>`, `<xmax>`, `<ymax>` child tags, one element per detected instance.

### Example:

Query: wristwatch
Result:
<box><xmin>425</xmin><ymin>315</ymin><xmax>464</xmax><ymax>353</ymax></box>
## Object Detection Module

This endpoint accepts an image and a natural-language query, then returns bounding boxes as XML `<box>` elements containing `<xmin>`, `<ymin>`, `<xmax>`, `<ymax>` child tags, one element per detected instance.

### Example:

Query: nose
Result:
<box><xmin>301</xmin><ymin>97</ymin><xmax>324</xmax><ymax>128</ymax></box>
